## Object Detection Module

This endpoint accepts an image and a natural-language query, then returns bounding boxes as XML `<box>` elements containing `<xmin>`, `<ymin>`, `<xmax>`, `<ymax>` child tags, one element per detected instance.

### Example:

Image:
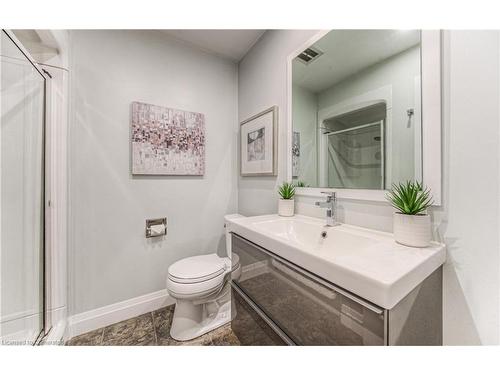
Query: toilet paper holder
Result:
<box><xmin>145</xmin><ymin>217</ymin><xmax>167</xmax><ymax>238</ymax></box>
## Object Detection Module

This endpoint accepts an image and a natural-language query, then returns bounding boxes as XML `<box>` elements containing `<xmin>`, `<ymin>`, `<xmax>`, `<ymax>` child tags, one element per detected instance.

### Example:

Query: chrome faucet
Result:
<box><xmin>315</xmin><ymin>192</ymin><xmax>339</xmax><ymax>227</ymax></box>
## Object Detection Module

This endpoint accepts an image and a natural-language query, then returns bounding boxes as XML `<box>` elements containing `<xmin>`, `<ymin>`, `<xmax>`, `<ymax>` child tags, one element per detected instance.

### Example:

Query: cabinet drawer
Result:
<box><xmin>231</xmin><ymin>233</ymin><xmax>385</xmax><ymax>345</ymax></box>
<box><xmin>231</xmin><ymin>285</ymin><xmax>288</xmax><ymax>346</ymax></box>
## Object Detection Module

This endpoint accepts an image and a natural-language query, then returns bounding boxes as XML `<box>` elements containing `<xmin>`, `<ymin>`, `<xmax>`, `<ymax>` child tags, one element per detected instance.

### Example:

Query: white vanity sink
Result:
<box><xmin>226</xmin><ymin>214</ymin><xmax>446</xmax><ymax>309</ymax></box>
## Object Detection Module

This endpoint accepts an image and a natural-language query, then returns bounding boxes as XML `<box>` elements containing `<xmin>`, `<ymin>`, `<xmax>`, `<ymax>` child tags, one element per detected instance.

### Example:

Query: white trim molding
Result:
<box><xmin>66</xmin><ymin>289</ymin><xmax>175</xmax><ymax>340</ymax></box>
<box><xmin>420</xmin><ymin>30</ymin><xmax>443</xmax><ymax>205</ymax></box>
<box><xmin>286</xmin><ymin>30</ymin><xmax>443</xmax><ymax>205</ymax></box>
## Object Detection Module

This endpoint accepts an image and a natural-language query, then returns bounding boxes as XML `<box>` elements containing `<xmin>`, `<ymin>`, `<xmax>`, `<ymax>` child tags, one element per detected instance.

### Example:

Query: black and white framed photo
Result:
<box><xmin>240</xmin><ymin>106</ymin><xmax>278</xmax><ymax>176</ymax></box>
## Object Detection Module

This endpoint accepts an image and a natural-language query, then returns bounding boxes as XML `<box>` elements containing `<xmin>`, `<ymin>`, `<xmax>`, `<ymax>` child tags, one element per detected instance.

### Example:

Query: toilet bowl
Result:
<box><xmin>166</xmin><ymin>253</ymin><xmax>241</xmax><ymax>341</ymax></box>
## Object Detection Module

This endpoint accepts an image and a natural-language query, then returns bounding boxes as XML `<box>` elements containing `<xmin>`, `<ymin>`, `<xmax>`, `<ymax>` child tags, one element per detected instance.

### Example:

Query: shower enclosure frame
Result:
<box><xmin>1</xmin><ymin>29</ymin><xmax>49</xmax><ymax>345</ymax></box>
<box><xmin>324</xmin><ymin>119</ymin><xmax>385</xmax><ymax>190</ymax></box>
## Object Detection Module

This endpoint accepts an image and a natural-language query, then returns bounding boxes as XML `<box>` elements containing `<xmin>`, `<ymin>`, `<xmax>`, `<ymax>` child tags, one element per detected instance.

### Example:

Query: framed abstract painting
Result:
<box><xmin>240</xmin><ymin>106</ymin><xmax>278</xmax><ymax>176</ymax></box>
<box><xmin>131</xmin><ymin>101</ymin><xmax>205</xmax><ymax>175</ymax></box>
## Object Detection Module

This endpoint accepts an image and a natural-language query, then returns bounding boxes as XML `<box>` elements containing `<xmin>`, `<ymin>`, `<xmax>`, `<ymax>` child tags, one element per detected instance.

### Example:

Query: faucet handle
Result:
<box><xmin>321</xmin><ymin>191</ymin><xmax>335</xmax><ymax>195</ymax></box>
<box><xmin>320</xmin><ymin>191</ymin><xmax>336</xmax><ymax>201</ymax></box>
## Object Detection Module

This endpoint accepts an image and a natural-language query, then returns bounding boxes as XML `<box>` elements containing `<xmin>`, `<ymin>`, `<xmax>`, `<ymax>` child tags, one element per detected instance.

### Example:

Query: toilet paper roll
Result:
<box><xmin>149</xmin><ymin>224</ymin><xmax>166</xmax><ymax>236</ymax></box>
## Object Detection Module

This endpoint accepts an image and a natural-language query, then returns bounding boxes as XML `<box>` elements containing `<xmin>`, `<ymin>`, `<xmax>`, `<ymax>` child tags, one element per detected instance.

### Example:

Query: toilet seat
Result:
<box><xmin>167</xmin><ymin>254</ymin><xmax>241</xmax><ymax>299</ymax></box>
<box><xmin>168</xmin><ymin>254</ymin><xmax>227</xmax><ymax>284</ymax></box>
<box><xmin>167</xmin><ymin>273</ymin><xmax>226</xmax><ymax>299</ymax></box>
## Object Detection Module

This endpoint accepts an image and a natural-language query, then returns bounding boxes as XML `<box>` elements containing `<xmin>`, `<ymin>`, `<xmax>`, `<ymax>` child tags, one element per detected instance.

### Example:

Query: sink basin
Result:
<box><xmin>251</xmin><ymin>216</ymin><xmax>380</xmax><ymax>253</ymax></box>
<box><xmin>225</xmin><ymin>214</ymin><xmax>446</xmax><ymax>309</ymax></box>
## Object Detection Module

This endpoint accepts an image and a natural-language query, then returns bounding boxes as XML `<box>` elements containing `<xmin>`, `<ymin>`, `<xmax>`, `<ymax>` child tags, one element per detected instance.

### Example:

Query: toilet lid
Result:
<box><xmin>168</xmin><ymin>254</ymin><xmax>226</xmax><ymax>283</ymax></box>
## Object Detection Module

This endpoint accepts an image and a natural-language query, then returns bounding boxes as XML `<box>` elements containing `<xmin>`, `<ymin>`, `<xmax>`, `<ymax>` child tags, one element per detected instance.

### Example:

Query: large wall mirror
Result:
<box><xmin>288</xmin><ymin>30</ymin><xmax>442</xmax><ymax>204</ymax></box>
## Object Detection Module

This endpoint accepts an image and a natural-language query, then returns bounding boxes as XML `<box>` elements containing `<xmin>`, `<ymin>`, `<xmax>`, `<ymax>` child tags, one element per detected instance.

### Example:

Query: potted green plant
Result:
<box><xmin>386</xmin><ymin>181</ymin><xmax>433</xmax><ymax>247</ymax></box>
<box><xmin>278</xmin><ymin>182</ymin><xmax>295</xmax><ymax>217</ymax></box>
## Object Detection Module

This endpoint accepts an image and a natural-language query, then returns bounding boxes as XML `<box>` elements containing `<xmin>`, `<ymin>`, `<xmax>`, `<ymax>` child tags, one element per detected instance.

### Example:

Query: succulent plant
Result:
<box><xmin>386</xmin><ymin>180</ymin><xmax>433</xmax><ymax>215</ymax></box>
<box><xmin>278</xmin><ymin>182</ymin><xmax>295</xmax><ymax>200</ymax></box>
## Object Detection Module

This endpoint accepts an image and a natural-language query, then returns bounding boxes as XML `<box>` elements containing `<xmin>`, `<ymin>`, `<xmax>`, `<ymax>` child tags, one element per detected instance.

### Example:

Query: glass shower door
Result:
<box><xmin>327</xmin><ymin>121</ymin><xmax>384</xmax><ymax>189</ymax></box>
<box><xmin>0</xmin><ymin>30</ymin><xmax>45</xmax><ymax>345</ymax></box>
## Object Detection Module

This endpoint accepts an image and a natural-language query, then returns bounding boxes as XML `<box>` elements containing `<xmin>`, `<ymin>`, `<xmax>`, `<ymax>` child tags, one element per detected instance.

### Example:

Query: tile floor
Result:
<box><xmin>66</xmin><ymin>304</ymin><xmax>240</xmax><ymax>346</ymax></box>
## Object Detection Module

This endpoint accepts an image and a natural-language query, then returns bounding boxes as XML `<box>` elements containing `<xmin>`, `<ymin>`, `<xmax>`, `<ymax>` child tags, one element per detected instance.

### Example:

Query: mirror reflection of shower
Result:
<box><xmin>322</xmin><ymin>103</ymin><xmax>385</xmax><ymax>189</ymax></box>
<box><xmin>291</xmin><ymin>29</ymin><xmax>422</xmax><ymax>189</ymax></box>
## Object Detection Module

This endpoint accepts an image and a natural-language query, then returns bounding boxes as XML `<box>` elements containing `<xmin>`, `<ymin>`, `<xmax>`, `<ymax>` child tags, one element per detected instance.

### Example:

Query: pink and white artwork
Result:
<box><xmin>131</xmin><ymin>102</ymin><xmax>205</xmax><ymax>175</ymax></box>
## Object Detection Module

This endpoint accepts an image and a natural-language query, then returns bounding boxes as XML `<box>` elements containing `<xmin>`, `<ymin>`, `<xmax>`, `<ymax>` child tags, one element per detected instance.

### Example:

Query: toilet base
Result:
<box><xmin>170</xmin><ymin>297</ymin><xmax>231</xmax><ymax>341</ymax></box>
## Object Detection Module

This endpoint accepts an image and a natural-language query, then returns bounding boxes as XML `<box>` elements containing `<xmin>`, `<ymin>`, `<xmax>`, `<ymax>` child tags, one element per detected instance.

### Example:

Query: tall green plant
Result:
<box><xmin>278</xmin><ymin>182</ymin><xmax>295</xmax><ymax>200</ymax></box>
<box><xmin>386</xmin><ymin>181</ymin><xmax>433</xmax><ymax>215</ymax></box>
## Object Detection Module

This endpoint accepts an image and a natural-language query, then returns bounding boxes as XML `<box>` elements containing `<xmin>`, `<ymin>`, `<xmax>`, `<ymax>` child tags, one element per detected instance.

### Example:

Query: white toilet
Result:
<box><xmin>166</xmin><ymin>215</ymin><xmax>242</xmax><ymax>341</ymax></box>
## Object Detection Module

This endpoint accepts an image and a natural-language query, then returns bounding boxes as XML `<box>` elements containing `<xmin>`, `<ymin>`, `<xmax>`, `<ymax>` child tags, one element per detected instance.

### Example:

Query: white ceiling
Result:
<box><xmin>293</xmin><ymin>30</ymin><xmax>421</xmax><ymax>93</ymax></box>
<box><xmin>160</xmin><ymin>30</ymin><xmax>266</xmax><ymax>62</ymax></box>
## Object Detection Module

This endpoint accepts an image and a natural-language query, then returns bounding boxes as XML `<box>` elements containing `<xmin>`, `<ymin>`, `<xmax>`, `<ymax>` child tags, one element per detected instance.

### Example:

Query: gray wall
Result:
<box><xmin>238</xmin><ymin>30</ymin><xmax>500</xmax><ymax>345</ymax></box>
<box><xmin>69</xmin><ymin>30</ymin><xmax>239</xmax><ymax>315</ymax></box>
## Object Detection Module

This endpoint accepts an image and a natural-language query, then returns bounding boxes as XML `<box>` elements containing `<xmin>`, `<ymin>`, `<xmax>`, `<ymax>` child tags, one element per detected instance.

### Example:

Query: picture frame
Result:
<box><xmin>240</xmin><ymin>106</ymin><xmax>278</xmax><ymax>176</ymax></box>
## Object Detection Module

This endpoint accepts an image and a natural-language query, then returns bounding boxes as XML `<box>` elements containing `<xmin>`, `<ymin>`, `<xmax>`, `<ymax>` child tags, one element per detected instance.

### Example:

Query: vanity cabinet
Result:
<box><xmin>231</xmin><ymin>233</ymin><xmax>442</xmax><ymax>346</ymax></box>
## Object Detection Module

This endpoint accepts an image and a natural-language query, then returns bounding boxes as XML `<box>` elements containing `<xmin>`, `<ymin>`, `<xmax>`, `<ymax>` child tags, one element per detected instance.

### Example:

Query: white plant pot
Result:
<box><xmin>393</xmin><ymin>213</ymin><xmax>431</xmax><ymax>248</ymax></box>
<box><xmin>278</xmin><ymin>199</ymin><xmax>295</xmax><ymax>217</ymax></box>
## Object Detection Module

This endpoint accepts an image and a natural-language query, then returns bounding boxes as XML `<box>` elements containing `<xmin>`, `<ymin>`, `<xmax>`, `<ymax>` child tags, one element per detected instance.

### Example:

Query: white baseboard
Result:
<box><xmin>0</xmin><ymin>312</ymin><xmax>42</xmax><ymax>345</ymax></box>
<box><xmin>67</xmin><ymin>289</ymin><xmax>175</xmax><ymax>340</ymax></box>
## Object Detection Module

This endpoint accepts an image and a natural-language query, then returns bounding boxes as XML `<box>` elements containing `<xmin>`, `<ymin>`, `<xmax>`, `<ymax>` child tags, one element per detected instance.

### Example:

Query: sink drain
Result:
<box><xmin>321</xmin><ymin>231</ymin><xmax>328</xmax><ymax>238</ymax></box>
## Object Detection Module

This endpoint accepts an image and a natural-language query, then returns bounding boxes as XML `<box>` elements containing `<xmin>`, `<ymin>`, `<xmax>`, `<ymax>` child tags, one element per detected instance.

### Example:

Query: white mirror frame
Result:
<box><xmin>286</xmin><ymin>30</ymin><xmax>442</xmax><ymax>205</ymax></box>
